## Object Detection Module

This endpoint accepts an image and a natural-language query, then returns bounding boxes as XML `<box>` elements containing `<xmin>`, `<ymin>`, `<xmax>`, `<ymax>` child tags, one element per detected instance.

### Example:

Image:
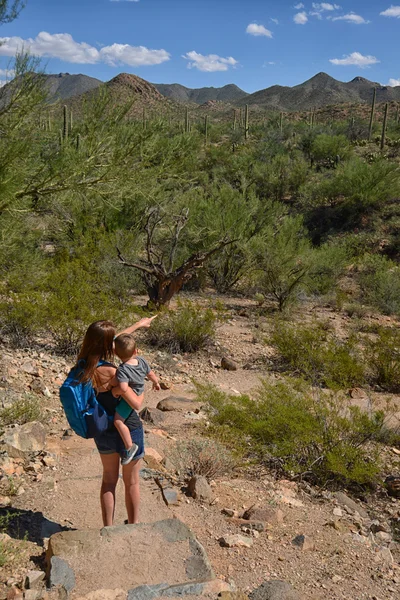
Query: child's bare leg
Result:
<box><xmin>114</xmin><ymin>414</ymin><xmax>133</xmax><ymax>450</ymax></box>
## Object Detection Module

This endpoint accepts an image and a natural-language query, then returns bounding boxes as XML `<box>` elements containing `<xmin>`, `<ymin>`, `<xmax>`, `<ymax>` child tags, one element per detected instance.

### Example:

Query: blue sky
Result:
<box><xmin>0</xmin><ymin>1</ymin><xmax>400</xmax><ymax>92</ymax></box>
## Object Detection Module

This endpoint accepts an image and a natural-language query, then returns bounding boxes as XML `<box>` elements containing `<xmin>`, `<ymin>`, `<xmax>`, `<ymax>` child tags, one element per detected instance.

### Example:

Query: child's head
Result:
<box><xmin>114</xmin><ymin>334</ymin><xmax>137</xmax><ymax>361</ymax></box>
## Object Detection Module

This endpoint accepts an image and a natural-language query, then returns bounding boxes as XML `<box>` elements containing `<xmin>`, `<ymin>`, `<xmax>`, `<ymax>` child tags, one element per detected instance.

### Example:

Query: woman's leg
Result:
<box><xmin>99</xmin><ymin>453</ymin><xmax>120</xmax><ymax>526</ymax></box>
<box><xmin>122</xmin><ymin>458</ymin><xmax>141</xmax><ymax>524</ymax></box>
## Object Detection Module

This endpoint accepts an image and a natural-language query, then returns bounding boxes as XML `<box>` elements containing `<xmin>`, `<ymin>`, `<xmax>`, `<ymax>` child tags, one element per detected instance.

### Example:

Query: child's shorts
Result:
<box><xmin>115</xmin><ymin>398</ymin><xmax>133</xmax><ymax>420</ymax></box>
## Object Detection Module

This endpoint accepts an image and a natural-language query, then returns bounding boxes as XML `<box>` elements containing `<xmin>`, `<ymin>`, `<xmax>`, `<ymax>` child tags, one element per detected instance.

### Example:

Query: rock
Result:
<box><xmin>156</xmin><ymin>397</ymin><xmax>201</xmax><ymax>413</ymax></box>
<box><xmin>48</xmin><ymin>519</ymin><xmax>214</xmax><ymax>597</ymax></box>
<box><xmin>220</xmin><ymin>593</ymin><xmax>249</xmax><ymax>600</ymax></box>
<box><xmin>139</xmin><ymin>407</ymin><xmax>165</xmax><ymax>426</ymax></box>
<box><xmin>159</xmin><ymin>381</ymin><xmax>172</xmax><ymax>391</ymax></box>
<box><xmin>333</xmin><ymin>507</ymin><xmax>343</xmax><ymax>517</ymax></box>
<box><xmin>242</xmin><ymin>505</ymin><xmax>284</xmax><ymax>525</ymax></box>
<box><xmin>21</xmin><ymin>361</ymin><xmax>40</xmax><ymax>376</ymax></box>
<box><xmin>187</xmin><ymin>476</ymin><xmax>214</xmax><ymax>503</ymax></box>
<box><xmin>0</xmin><ymin>495</ymin><xmax>11</xmax><ymax>507</ymax></box>
<box><xmin>370</xmin><ymin>520</ymin><xmax>389</xmax><ymax>534</ymax></box>
<box><xmin>373</xmin><ymin>546</ymin><xmax>394</xmax><ymax>564</ymax></box>
<box><xmin>219</xmin><ymin>534</ymin><xmax>253</xmax><ymax>548</ymax></box>
<box><xmin>349</xmin><ymin>388</ymin><xmax>368</xmax><ymax>400</ymax></box>
<box><xmin>49</xmin><ymin>557</ymin><xmax>76</xmax><ymax>592</ymax></box>
<box><xmin>2</xmin><ymin>422</ymin><xmax>46</xmax><ymax>458</ymax></box>
<box><xmin>143</xmin><ymin>455</ymin><xmax>167</xmax><ymax>473</ymax></box>
<box><xmin>155</xmin><ymin>478</ymin><xmax>180</xmax><ymax>506</ymax></box>
<box><xmin>276</xmin><ymin>495</ymin><xmax>304</xmax><ymax>508</ymax></box>
<box><xmin>249</xmin><ymin>581</ymin><xmax>301</xmax><ymax>600</ymax></box>
<box><xmin>384</xmin><ymin>475</ymin><xmax>400</xmax><ymax>499</ymax></box>
<box><xmin>292</xmin><ymin>535</ymin><xmax>315</xmax><ymax>551</ymax></box>
<box><xmin>75</xmin><ymin>590</ymin><xmax>126</xmax><ymax>600</ymax></box>
<box><xmin>145</xmin><ymin>447</ymin><xmax>164</xmax><ymax>462</ymax></box>
<box><xmin>375</xmin><ymin>531</ymin><xmax>392</xmax><ymax>542</ymax></box>
<box><xmin>23</xmin><ymin>591</ymin><xmax>40</xmax><ymax>600</ymax></box>
<box><xmin>333</xmin><ymin>492</ymin><xmax>368</xmax><ymax>519</ymax></box>
<box><xmin>25</xmin><ymin>571</ymin><xmax>45</xmax><ymax>590</ymax></box>
<box><xmin>221</xmin><ymin>357</ymin><xmax>238</xmax><ymax>371</ymax></box>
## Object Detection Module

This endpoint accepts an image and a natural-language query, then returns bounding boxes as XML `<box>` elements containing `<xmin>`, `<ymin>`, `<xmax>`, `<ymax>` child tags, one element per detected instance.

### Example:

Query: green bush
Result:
<box><xmin>146</xmin><ymin>300</ymin><xmax>221</xmax><ymax>353</ymax></box>
<box><xmin>199</xmin><ymin>379</ymin><xmax>383</xmax><ymax>487</ymax></box>
<box><xmin>367</xmin><ymin>328</ymin><xmax>400</xmax><ymax>392</ymax></box>
<box><xmin>311</xmin><ymin>134</ymin><xmax>352</xmax><ymax>163</ymax></box>
<box><xmin>358</xmin><ymin>254</ymin><xmax>400</xmax><ymax>316</ymax></box>
<box><xmin>272</xmin><ymin>320</ymin><xmax>365</xmax><ymax>389</ymax></box>
<box><xmin>0</xmin><ymin>395</ymin><xmax>42</xmax><ymax>427</ymax></box>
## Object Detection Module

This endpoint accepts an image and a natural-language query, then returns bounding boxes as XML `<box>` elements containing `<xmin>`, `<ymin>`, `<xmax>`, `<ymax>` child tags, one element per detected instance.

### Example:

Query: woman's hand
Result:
<box><xmin>116</xmin><ymin>315</ymin><xmax>158</xmax><ymax>337</ymax></box>
<box><xmin>135</xmin><ymin>315</ymin><xmax>158</xmax><ymax>329</ymax></box>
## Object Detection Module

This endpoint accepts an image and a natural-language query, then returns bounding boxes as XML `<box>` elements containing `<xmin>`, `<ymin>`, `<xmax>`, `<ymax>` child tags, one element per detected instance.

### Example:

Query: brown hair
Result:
<box><xmin>77</xmin><ymin>320</ymin><xmax>116</xmax><ymax>385</ymax></box>
<box><xmin>114</xmin><ymin>334</ymin><xmax>136</xmax><ymax>362</ymax></box>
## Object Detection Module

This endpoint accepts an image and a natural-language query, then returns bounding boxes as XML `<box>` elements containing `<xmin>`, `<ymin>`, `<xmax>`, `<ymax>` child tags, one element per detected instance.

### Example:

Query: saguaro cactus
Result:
<box><xmin>244</xmin><ymin>104</ymin><xmax>249</xmax><ymax>140</ymax></box>
<box><xmin>204</xmin><ymin>115</ymin><xmax>208</xmax><ymax>145</ymax></box>
<box><xmin>381</xmin><ymin>103</ymin><xmax>388</xmax><ymax>150</ymax></box>
<box><xmin>185</xmin><ymin>107</ymin><xmax>189</xmax><ymax>133</ymax></box>
<box><xmin>63</xmin><ymin>105</ymin><xmax>68</xmax><ymax>140</ymax></box>
<box><xmin>143</xmin><ymin>108</ymin><xmax>147</xmax><ymax>130</ymax></box>
<box><xmin>279</xmin><ymin>112</ymin><xmax>283</xmax><ymax>133</ymax></box>
<box><xmin>233</xmin><ymin>109</ymin><xmax>237</xmax><ymax>131</ymax></box>
<box><xmin>368</xmin><ymin>88</ymin><xmax>376</xmax><ymax>141</ymax></box>
<box><xmin>76</xmin><ymin>133</ymin><xmax>81</xmax><ymax>151</ymax></box>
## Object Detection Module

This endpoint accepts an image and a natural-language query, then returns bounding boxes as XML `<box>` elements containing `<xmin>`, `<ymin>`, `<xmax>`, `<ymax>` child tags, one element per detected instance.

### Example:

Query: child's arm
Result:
<box><xmin>147</xmin><ymin>369</ymin><xmax>161</xmax><ymax>391</ymax></box>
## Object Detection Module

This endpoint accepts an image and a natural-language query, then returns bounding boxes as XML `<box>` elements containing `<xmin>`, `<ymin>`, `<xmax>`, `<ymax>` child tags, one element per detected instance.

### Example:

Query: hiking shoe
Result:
<box><xmin>121</xmin><ymin>443</ymin><xmax>138</xmax><ymax>466</ymax></box>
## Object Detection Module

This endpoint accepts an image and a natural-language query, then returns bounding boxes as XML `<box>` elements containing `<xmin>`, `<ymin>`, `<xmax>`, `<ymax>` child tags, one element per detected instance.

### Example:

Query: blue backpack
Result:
<box><xmin>59</xmin><ymin>360</ymin><xmax>113</xmax><ymax>439</ymax></box>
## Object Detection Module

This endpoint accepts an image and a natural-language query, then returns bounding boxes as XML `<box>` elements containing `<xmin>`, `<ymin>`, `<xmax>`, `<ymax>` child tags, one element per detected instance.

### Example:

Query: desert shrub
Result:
<box><xmin>367</xmin><ymin>328</ymin><xmax>400</xmax><ymax>392</ymax></box>
<box><xmin>0</xmin><ymin>395</ymin><xmax>41</xmax><ymax>427</ymax></box>
<box><xmin>199</xmin><ymin>379</ymin><xmax>383</xmax><ymax>487</ymax></box>
<box><xmin>171</xmin><ymin>438</ymin><xmax>235</xmax><ymax>481</ymax></box>
<box><xmin>311</xmin><ymin>134</ymin><xmax>352</xmax><ymax>163</ymax></box>
<box><xmin>358</xmin><ymin>254</ymin><xmax>400</xmax><ymax>316</ymax></box>
<box><xmin>272</xmin><ymin>321</ymin><xmax>365</xmax><ymax>389</ymax></box>
<box><xmin>344</xmin><ymin>303</ymin><xmax>368</xmax><ymax>319</ymax></box>
<box><xmin>0</xmin><ymin>291</ymin><xmax>45</xmax><ymax>346</ymax></box>
<box><xmin>146</xmin><ymin>300</ymin><xmax>221</xmax><ymax>353</ymax></box>
<box><xmin>307</xmin><ymin>243</ymin><xmax>349</xmax><ymax>296</ymax></box>
<box><xmin>251</xmin><ymin>216</ymin><xmax>312</xmax><ymax>311</ymax></box>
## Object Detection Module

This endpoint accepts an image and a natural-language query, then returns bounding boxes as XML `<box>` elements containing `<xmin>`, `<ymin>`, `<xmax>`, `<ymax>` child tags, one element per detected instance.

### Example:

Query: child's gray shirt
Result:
<box><xmin>116</xmin><ymin>357</ymin><xmax>151</xmax><ymax>396</ymax></box>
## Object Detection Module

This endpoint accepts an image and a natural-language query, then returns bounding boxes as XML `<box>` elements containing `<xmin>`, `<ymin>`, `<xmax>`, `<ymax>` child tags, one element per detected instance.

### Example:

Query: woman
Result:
<box><xmin>77</xmin><ymin>316</ymin><xmax>156</xmax><ymax>526</ymax></box>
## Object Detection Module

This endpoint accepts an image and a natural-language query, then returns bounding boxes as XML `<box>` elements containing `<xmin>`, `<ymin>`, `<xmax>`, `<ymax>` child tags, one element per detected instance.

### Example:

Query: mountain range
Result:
<box><xmin>3</xmin><ymin>71</ymin><xmax>400</xmax><ymax>112</ymax></box>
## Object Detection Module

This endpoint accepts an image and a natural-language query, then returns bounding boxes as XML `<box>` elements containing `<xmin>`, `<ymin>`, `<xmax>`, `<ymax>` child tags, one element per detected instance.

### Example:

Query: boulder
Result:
<box><xmin>243</xmin><ymin>505</ymin><xmax>284</xmax><ymax>525</ymax></box>
<box><xmin>333</xmin><ymin>492</ymin><xmax>368</xmax><ymax>519</ymax></box>
<box><xmin>139</xmin><ymin>407</ymin><xmax>165</xmax><ymax>426</ymax></box>
<box><xmin>24</xmin><ymin>571</ymin><xmax>46</xmax><ymax>590</ymax></box>
<box><xmin>47</xmin><ymin>519</ymin><xmax>214</xmax><ymax>597</ymax></box>
<box><xmin>2</xmin><ymin>422</ymin><xmax>46</xmax><ymax>458</ymax></box>
<box><xmin>156</xmin><ymin>397</ymin><xmax>201</xmax><ymax>413</ymax></box>
<box><xmin>187</xmin><ymin>476</ymin><xmax>214</xmax><ymax>503</ymax></box>
<box><xmin>291</xmin><ymin>535</ymin><xmax>315</xmax><ymax>551</ymax></box>
<box><xmin>75</xmin><ymin>591</ymin><xmax>127</xmax><ymax>600</ymax></box>
<box><xmin>221</xmin><ymin>357</ymin><xmax>238</xmax><ymax>371</ymax></box>
<box><xmin>219</xmin><ymin>534</ymin><xmax>253</xmax><ymax>548</ymax></box>
<box><xmin>249</xmin><ymin>581</ymin><xmax>302</xmax><ymax>600</ymax></box>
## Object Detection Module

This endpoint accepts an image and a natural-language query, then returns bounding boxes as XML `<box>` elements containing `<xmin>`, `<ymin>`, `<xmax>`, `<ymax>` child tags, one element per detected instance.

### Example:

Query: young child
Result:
<box><xmin>112</xmin><ymin>333</ymin><xmax>160</xmax><ymax>465</ymax></box>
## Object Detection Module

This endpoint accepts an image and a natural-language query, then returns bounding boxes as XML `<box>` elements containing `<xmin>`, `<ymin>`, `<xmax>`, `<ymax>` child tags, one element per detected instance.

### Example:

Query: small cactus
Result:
<box><xmin>244</xmin><ymin>104</ymin><xmax>249</xmax><ymax>140</ymax></box>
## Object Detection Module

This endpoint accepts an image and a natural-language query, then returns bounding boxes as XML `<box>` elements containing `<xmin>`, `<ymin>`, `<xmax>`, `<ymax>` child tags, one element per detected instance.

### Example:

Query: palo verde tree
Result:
<box><xmin>116</xmin><ymin>183</ymin><xmax>263</xmax><ymax>307</ymax></box>
<box><xmin>0</xmin><ymin>0</ymin><xmax>24</xmax><ymax>23</ymax></box>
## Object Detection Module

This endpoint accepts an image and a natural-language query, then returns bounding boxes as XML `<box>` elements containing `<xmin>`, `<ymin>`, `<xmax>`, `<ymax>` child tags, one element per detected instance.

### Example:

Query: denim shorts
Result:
<box><xmin>94</xmin><ymin>424</ymin><xmax>145</xmax><ymax>459</ymax></box>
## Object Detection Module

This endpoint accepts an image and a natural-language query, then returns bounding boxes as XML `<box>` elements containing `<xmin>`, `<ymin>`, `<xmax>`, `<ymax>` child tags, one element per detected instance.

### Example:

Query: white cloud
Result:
<box><xmin>329</xmin><ymin>51</ymin><xmax>379</xmax><ymax>68</ymax></box>
<box><xmin>380</xmin><ymin>6</ymin><xmax>400</xmax><ymax>17</ymax></box>
<box><xmin>0</xmin><ymin>68</ymin><xmax>14</xmax><ymax>77</ymax></box>
<box><xmin>0</xmin><ymin>32</ymin><xmax>170</xmax><ymax>66</ymax></box>
<box><xmin>246</xmin><ymin>23</ymin><xmax>273</xmax><ymax>37</ymax></box>
<box><xmin>294</xmin><ymin>3</ymin><xmax>304</xmax><ymax>8</ymax></box>
<box><xmin>312</xmin><ymin>3</ymin><xmax>340</xmax><ymax>10</ymax></box>
<box><xmin>388</xmin><ymin>78</ymin><xmax>400</xmax><ymax>86</ymax></box>
<box><xmin>270</xmin><ymin>18</ymin><xmax>279</xmax><ymax>25</ymax></box>
<box><xmin>332</xmin><ymin>12</ymin><xmax>369</xmax><ymax>24</ymax></box>
<box><xmin>182</xmin><ymin>51</ymin><xmax>238</xmax><ymax>72</ymax></box>
<box><xmin>294</xmin><ymin>11</ymin><xmax>308</xmax><ymax>24</ymax></box>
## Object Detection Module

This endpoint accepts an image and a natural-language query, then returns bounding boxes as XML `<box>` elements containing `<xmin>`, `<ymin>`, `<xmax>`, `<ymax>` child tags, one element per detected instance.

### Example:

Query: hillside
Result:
<box><xmin>153</xmin><ymin>82</ymin><xmax>248</xmax><ymax>104</ymax></box>
<box><xmin>235</xmin><ymin>72</ymin><xmax>400</xmax><ymax>111</ymax></box>
<box><xmin>41</xmin><ymin>72</ymin><xmax>103</xmax><ymax>101</ymax></box>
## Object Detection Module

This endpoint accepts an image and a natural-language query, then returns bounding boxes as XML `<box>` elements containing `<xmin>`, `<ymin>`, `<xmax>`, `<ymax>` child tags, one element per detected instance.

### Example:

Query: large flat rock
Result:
<box><xmin>47</xmin><ymin>519</ymin><xmax>214</xmax><ymax>597</ymax></box>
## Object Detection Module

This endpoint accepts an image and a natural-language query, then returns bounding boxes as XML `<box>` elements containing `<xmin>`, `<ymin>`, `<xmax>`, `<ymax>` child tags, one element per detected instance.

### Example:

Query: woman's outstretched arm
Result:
<box><xmin>115</xmin><ymin>315</ymin><xmax>157</xmax><ymax>338</ymax></box>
